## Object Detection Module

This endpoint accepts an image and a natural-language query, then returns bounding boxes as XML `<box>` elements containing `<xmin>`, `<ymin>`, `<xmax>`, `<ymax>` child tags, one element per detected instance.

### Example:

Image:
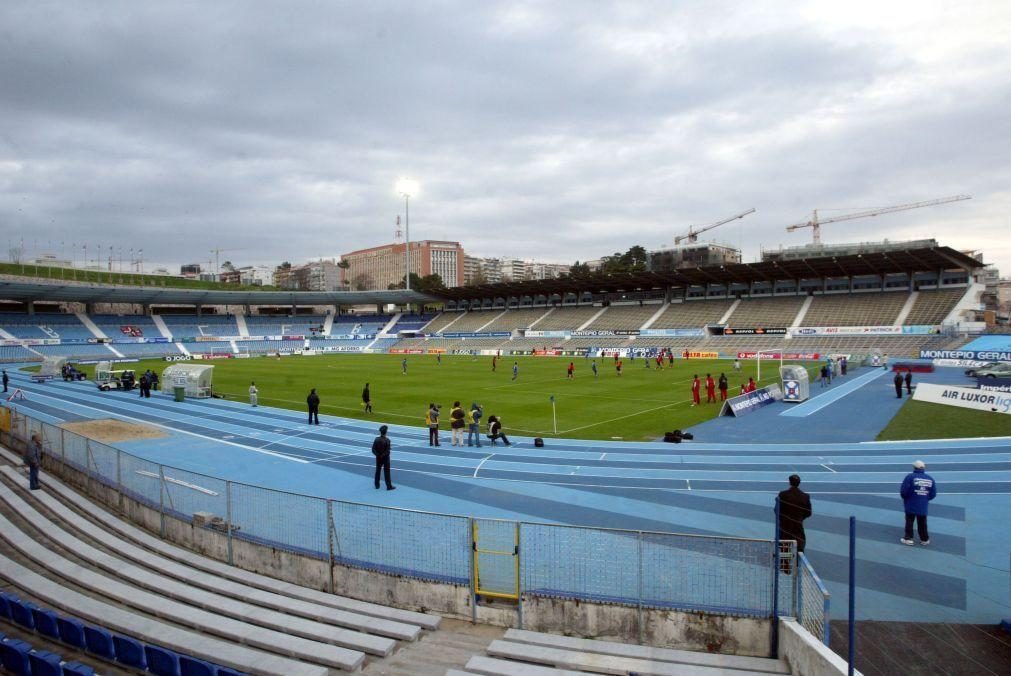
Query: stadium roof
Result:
<box><xmin>436</xmin><ymin>245</ymin><xmax>983</xmax><ymax>301</ymax></box>
<box><xmin>0</xmin><ymin>277</ymin><xmax>440</xmax><ymax>306</ymax></box>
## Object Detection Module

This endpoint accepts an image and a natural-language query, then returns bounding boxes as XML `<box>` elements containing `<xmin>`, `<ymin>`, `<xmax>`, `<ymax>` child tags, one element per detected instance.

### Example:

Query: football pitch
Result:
<box><xmin>99</xmin><ymin>354</ymin><xmax>822</xmax><ymax>441</ymax></box>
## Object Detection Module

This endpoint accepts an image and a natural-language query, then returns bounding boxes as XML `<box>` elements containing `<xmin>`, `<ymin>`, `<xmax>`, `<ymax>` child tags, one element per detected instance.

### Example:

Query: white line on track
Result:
<box><xmin>473</xmin><ymin>453</ymin><xmax>495</xmax><ymax>478</ymax></box>
<box><xmin>821</xmin><ymin>464</ymin><xmax>837</xmax><ymax>473</ymax></box>
<box><xmin>135</xmin><ymin>470</ymin><xmax>219</xmax><ymax>495</ymax></box>
<box><xmin>257</xmin><ymin>429</ymin><xmax>315</xmax><ymax>452</ymax></box>
<box><xmin>687</xmin><ymin>479</ymin><xmax>691</xmax><ymax>491</ymax></box>
<box><xmin>17</xmin><ymin>388</ymin><xmax>309</xmax><ymax>464</ymax></box>
<box><xmin>600</xmin><ymin>453</ymin><xmax>607</xmax><ymax>460</ymax></box>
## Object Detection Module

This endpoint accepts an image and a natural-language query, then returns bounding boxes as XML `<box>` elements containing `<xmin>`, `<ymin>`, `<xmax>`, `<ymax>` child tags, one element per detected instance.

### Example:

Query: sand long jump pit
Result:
<box><xmin>60</xmin><ymin>419</ymin><xmax>168</xmax><ymax>444</ymax></box>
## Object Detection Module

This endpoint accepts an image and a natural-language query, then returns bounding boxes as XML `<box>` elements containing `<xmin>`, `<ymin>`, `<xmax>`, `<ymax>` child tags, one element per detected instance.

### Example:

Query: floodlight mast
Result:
<box><xmin>784</xmin><ymin>194</ymin><xmax>972</xmax><ymax>245</ymax></box>
<box><xmin>395</xmin><ymin>178</ymin><xmax>418</xmax><ymax>291</ymax></box>
<box><xmin>675</xmin><ymin>209</ymin><xmax>756</xmax><ymax>246</ymax></box>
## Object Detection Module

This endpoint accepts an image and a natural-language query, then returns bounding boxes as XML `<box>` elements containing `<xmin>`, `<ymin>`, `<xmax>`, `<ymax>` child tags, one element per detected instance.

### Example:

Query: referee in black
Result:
<box><xmin>372</xmin><ymin>425</ymin><xmax>395</xmax><ymax>491</ymax></box>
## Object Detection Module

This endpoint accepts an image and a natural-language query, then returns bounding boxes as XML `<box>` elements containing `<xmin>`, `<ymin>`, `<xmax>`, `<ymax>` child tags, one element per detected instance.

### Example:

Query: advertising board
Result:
<box><xmin>912</xmin><ymin>382</ymin><xmax>1011</xmax><ymax>414</ymax></box>
<box><xmin>719</xmin><ymin>384</ymin><xmax>783</xmax><ymax>417</ymax></box>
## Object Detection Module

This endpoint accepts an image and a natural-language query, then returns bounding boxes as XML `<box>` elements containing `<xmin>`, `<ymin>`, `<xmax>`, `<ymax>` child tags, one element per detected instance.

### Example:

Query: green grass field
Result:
<box><xmin>877</xmin><ymin>400</ymin><xmax>1011</xmax><ymax>440</ymax></box>
<box><xmin>72</xmin><ymin>354</ymin><xmax>819</xmax><ymax>441</ymax></box>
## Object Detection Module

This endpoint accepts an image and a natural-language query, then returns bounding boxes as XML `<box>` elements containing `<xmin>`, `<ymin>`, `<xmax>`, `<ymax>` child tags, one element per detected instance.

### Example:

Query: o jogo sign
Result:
<box><xmin>913</xmin><ymin>383</ymin><xmax>1011</xmax><ymax>415</ymax></box>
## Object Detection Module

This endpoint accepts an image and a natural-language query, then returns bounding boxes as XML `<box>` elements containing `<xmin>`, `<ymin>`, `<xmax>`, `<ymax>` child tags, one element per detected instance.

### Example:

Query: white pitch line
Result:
<box><xmin>473</xmin><ymin>453</ymin><xmax>495</xmax><ymax>478</ymax></box>
<box><xmin>19</xmin><ymin>388</ymin><xmax>309</xmax><ymax>464</ymax></box>
<box><xmin>135</xmin><ymin>470</ymin><xmax>219</xmax><ymax>496</ymax></box>
<box><xmin>558</xmin><ymin>398</ymin><xmax>694</xmax><ymax>434</ymax></box>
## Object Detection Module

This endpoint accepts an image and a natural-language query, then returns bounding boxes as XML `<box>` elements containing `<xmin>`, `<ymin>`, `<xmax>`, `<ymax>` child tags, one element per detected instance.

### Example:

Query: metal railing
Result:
<box><xmin>3</xmin><ymin>405</ymin><xmax>824</xmax><ymax>628</ymax></box>
<box><xmin>796</xmin><ymin>552</ymin><xmax>832</xmax><ymax>645</ymax></box>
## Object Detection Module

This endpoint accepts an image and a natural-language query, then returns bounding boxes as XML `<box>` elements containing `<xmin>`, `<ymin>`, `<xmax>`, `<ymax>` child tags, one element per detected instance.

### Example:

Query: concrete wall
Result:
<box><xmin>34</xmin><ymin>446</ymin><xmax>772</xmax><ymax>656</ymax></box>
<box><xmin>779</xmin><ymin>618</ymin><xmax>859</xmax><ymax>676</ymax></box>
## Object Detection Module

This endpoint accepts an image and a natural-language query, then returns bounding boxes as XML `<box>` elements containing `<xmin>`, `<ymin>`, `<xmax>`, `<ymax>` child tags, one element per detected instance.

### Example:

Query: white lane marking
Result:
<box><xmin>821</xmin><ymin>464</ymin><xmax>837</xmax><ymax>473</ymax></box>
<box><xmin>473</xmin><ymin>454</ymin><xmax>495</xmax><ymax>478</ymax></box>
<box><xmin>135</xmin><ymin>470</ymin><xmax>219</xmax><ymax>496</ymax></box>
<box><xmin>687</xmin><ymin>479</ymin><xmax>691</xmax><ymax>491</ymax></box>
<box><xmin>257</xmin><ymin>429</ymin><xmax>314</xmax><ymax>452</ymax></box>
<box><xmin>600</xmin><ymin>453</ymin><xmax>607</xmax><ymax>461</ymax></box>
<box><xmin>19</xmin><ymin>389</ymin><xmax>308</xmax><ymax>463</ymax></box>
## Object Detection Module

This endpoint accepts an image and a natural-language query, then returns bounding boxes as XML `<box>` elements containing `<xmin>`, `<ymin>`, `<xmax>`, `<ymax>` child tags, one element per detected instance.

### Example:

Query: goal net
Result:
<box><xmin>39</xmin><ymin>356</ymin><xmax>68</xmax><ymax>378</ymax></box>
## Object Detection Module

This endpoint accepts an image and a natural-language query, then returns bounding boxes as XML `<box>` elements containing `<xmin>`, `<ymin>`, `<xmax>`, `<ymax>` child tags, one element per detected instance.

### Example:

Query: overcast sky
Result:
<box><xmin>2</xmin><ymin>1</ymin><xmax>1009</xmax><ymax>275</ymax></box>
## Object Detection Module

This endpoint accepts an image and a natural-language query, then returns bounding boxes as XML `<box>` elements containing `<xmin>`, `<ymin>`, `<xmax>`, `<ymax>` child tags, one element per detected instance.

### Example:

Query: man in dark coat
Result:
<box><xmin>362</xmin><ymin>383</ymin><xmax>372</xmax><ymax>413</ymax></box>
<box><xmin>777</xmin><ymin>475</ymin><xmax>813</xmax><ymax>553</ymax></box>
<box><xmin>904</xmin><ymin>371</ymin><xmax>913</xmax><ymax>396</ymax></box>
<box><xmin>307</xmin><ymin>388</ymin><xmax>320</xmax><ymax>425</ymax></box>
<box><xmin>894</xmin><ymin>371</ymin><xmax>904</xmax><ymax>398</ymax></box>
<box><xmin>2</xmin><ymin>369</ymin><xmax>8</xmax><ymax>392</ymax></box>
<box><xmin>900</xmin><ymin>460</ymin><xmax>936</xmax><ymax>545</ymax></box>
<box><xmin>372</xmin><ymin>425</ymin><xmax>395</xmax><ymax>490</ymax></box>
<box><xmin>24</xmin><ymin>432</ymin><xmax>42</xmax><ymax>490</ymax></box>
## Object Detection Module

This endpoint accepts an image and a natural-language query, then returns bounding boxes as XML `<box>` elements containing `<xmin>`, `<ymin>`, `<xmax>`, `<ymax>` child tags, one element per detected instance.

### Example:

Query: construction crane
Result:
<box><xmin>785</xmin><ymin>195</ymin><xmax>972</xmax><ymax>245</ymax></box>
<box><xmin>210</xmin><ymin>248</ymin><xmax>246</xmax><ymax>275</ymax></box>
<box><xmin>675</xmin><ymin>208</ymin><xmax>756</xmax><ymax>245</ymax></box>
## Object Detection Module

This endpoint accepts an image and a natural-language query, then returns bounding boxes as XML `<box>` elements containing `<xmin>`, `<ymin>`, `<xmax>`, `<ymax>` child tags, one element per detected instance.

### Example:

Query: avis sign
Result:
<box><xmin>912</xmin><ymin>383</ymin><xmax>1011</xmax><ymax>415</ymax></box>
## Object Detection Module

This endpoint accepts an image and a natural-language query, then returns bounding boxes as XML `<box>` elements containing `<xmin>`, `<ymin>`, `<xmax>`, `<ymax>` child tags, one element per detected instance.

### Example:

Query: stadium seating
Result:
<box><xmin>241</xmin><ymin>339</ymin><xmax>305</xmax><ymax>354</ymax></box>
<box><xmin>0</xmin><ymin>312</ymin><xmax>94</xmax><ymax>340</ymax></box>
<box><xmin>89</xmin><ymin>313</ymin><xmax>158</xmax><ymax>338</ymax></box>
<box><xmin>390</xmin><ymin>313</ymin><xmax>438</xmax><ymax>331</ymax></box>
<box><xmin>33</xmin><ymin>344</ymin><xmax>117</xmax><ymax>359</ymax></box>
<box><xmin>245</xmin><ymin>314</ymin><xmax>327</xmax><ymax>336</ymax></box>
<box><xmin>0</xmin><ymin>345</ymin><xmax>39</xmax><ymax>363</ymax></box>
<box><xmin>585</xmin><ymin>304</ymin><xmax>660</xmax><ymax>330</ymax></box>
<box><xmin>650</xmin><ymin>300</ymin><xmax>734</xmax><ymax>328</ymax></box>
<box><xmin>419</xmin><ymin>312</ymin><xmax>460</xmax><ymax>334</ymax></box>
<box><xmin>182</xmin><ymin>341</ymin><xmax>235</xmax><ymax>355</ymax></box>
<box><xmin>904</xmin><ymin>288</ymin><xmax>966</xmax><ymax>324</ymax></box>
<box><xmin>158</xmin><ymin>314</ymin><xmax>239</xmax><ymax>339</ymax></box>
<box><xmin>724</xmin><ymin>296</ymin><xmax>805</xmax><ymax>327</ymax></box>
<box><xmin>477</xmin><ymin>308</ymin><xmax>552</xmax><ymax>333</ymax></box>
<box><xmin>112</xmin><ymin>342</ymin><xmax>183</xmax><ymax>359</ymax></box>
<box><xmin>801</xmin><ymin>292</ymin><xmax>908</xmax><ymax>326</ymax></box>
<box><xmin>533</xmin><ymin>306</ymin><xmax>601</xmax><ymax>331</ymax></box>
<box><xmin>431</xmin><ymin>310</ymin><xmax>507</xmax><ymax>333</ymax></box>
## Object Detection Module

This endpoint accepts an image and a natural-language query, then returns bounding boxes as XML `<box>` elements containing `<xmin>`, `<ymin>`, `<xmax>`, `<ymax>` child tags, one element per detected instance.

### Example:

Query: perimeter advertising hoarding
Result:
<box><xmin>920</xmin><ymin>349</ymin><xmax>1011</xmax><ymax>363</ymax></box>
<box><xmin>570</xmin><ymin>329</ymin><xmax>640</xmax><ymax>337</ymax></box>
<box><xmin>523</xmin><ymin>330</ymin><xmax>569</xmax><ymax>338</ymax></box>
<box><xmin>978</xmin><ymin>377</ymin><xmax>1011</xmax><ymax>393</ymax></box>
<box><xmin>681</xmin><ymin>351</ymin><xmax>719</xmax><ymax>359</ymax></box>
<box><xmin>913</xmin><ymin>382</ymin><xmax>1011</xmax><ymax>414</ymax></box>
<box><xmin>440</xmin><ymin>331</ymin><xmax>512</xmax><ymax>338</ymax></box>
<box><xmin>639</xmin><ymin>328</ymin><xmax>706</xmax><ymax>337</ymax></box>
<box><xmin>792</xmin><ymin>325</ymin><xmax>939</xmax><ymax>337</ymax></box>
<box><xmin>388</xmin><ymin>348</ymin><xmax>424</xmax><ymax>354</ymax></box>
<box><xmin>719</xmin><ymin>384</ymin><xmax>784</xmax><ymax>417</ymax></box>
<box><xmin>738</xmin><ymin>351</ymin><xmax>821</xmax><ymax>360</ymax></box>
<box><xmin>720</xmin><ymin>327</ymin><xmax>788</xmax><ymax>335</ymax></box>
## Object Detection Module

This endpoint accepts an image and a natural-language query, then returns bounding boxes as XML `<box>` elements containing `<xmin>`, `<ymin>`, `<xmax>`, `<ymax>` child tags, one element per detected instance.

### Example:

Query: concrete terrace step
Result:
<box><xmin>0</xmin><ymin>460</ymin><xmax>440</xmax><ymax>631</ymax></box>
<box><xmin>0</xmin><ymin>510</ymin><xmax>366</xmax><ymax>671</ymax></box>
<box><xmin>0</xmin><ymin>554</ymin><xmax>331</xmax><ymax>676</ymax></box>
<box><xmin>0</xmin><ymin>467</ymin><xmax>420</xmax><ymax>641</ymax></box>
<box><xmin>502</xmin><ymin>629</ymin><xmax>790</xmax><ymax>674</ymax></box>
<box><xmin>0</xmin><ymin>481</ymin><xmax>397</xmax><ymax>657</ymax></box>
<box><xmin>463</xmin><ymin>655</ymin><xmax>586</xmax><ymax>675</ymax></box>
<box><xmin>486</xmin><ymin>640</ymin><xmax>777</xmax><ymax>675</ymax></box>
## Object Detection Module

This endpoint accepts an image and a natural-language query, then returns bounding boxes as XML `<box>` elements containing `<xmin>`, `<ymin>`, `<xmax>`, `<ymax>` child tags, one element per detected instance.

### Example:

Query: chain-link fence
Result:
<box><xmin>3</xmin><ymin>405</ymin><xmax>822</xmax><ymax>623</ymax></box>
<box><xmin>797</xmin><ymin>552</ymin><xmax>831</xmax><ymax>645</ymax></box>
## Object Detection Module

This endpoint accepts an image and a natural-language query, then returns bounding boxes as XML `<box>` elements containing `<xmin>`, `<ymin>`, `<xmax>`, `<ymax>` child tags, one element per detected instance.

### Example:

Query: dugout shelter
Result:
<box><xmin>161</xmin><ymin>364</ymin><xmax>214</xmax><ymax>398</ymax></box>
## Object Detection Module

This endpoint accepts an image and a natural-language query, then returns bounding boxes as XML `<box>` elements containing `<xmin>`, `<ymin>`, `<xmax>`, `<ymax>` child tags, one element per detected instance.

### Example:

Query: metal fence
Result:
<box><xmin>4</xmin><ymin>406</ymin><xmax>827</xmax><ymax>630</ymax></box>
<box><xmin>797</xmin><ymin>552</ymin><xmax>832</xmax><ymax>645</ymax></box>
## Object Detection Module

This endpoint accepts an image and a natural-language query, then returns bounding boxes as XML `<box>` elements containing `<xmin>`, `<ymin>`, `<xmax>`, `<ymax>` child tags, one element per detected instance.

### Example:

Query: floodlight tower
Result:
<box><xmin>395</xmin><ymin>178</ymin><xmax>419</xmax><ymax>290</ymax></box>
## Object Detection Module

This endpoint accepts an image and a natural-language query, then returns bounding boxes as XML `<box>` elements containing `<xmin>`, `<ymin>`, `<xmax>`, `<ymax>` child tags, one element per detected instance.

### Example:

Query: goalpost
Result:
<box><xmin>755</xmin><ymin>350</ymin><xmax>783</xmax><ymax>384</ymax></box>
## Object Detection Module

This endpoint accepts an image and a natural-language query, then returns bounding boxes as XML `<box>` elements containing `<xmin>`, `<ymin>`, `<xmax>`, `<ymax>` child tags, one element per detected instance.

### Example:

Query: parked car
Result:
<box><xmin>964</xmin><ymin>362</ymin><xmax>997</xmax><ymax>377</ymax></box>
<box><xmin>971</xmin><ymin>363</ymin><xmax>1011</xmax><ymax>379</ymax></box>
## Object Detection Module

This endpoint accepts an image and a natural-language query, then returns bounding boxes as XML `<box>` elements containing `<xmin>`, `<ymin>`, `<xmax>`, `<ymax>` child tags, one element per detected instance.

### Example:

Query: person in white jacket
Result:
<box><xmin>249</xmin><ymin>382</ymin><xmax>258</xmax><ymax>407</ymax></box>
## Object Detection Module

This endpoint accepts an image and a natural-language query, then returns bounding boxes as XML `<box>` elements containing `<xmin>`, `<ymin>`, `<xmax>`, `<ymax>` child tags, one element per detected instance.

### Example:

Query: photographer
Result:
<box><xmin>426</xmin><ymin>403</ymin><xmax>441</xmax><ymax>447</ymax></box>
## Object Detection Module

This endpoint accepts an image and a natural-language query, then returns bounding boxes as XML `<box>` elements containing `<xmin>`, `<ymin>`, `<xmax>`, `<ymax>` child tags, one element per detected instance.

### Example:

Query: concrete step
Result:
<box><xmin>502</xmin><ymin>629</ymin><xmax>789</xmax><ymax>673</ymax></box>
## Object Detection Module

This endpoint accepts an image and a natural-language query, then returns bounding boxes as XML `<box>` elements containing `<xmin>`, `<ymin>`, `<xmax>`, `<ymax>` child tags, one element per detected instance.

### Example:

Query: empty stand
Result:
<box><xmin>533</xmin><ymin>307</ymin><xmax>600</xmax><ymax>331</ymax></box>
<box><xmin>479</xmin><ymin>308</ymin><xmax>551</xmax><ymax>333</ymax></box>
<box><xmin>585</xmin><ymin>305</ymin><xmax>658</xmax><ymax>331</ymax></box>
<box><xmin>801</xmin><ymin>292</ymin><xmax>908</xmax><ymax>327</ymax></box>
<box><xmin>724</xmin><ymin>297</ymin><xmax>805</xmax><ymax>327</ymax></box>
<box><xmin>650</xmin><ymin>300</ymin><xmax>734</xmax><ymax>328</ymax></box>
<box><xmin>904</xmin><ymin>288</ymin><xmax>965</xmax><ymax>325</ymax></box>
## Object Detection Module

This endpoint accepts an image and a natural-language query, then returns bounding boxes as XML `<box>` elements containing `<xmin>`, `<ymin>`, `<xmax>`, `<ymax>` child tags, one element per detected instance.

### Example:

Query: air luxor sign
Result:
<box><xmin>912</xmin><ymin>383</ymin><xmax>1011</xmax><ymax>414</ymax></box>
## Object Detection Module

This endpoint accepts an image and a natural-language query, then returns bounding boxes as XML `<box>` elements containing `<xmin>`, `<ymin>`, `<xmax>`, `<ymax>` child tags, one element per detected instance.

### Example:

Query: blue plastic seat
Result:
<box><xmin>148</xmin><ymin>644</ymin><xmax>183</xmax><ymax>676</ymax></box>
<box><xmin>31</xmin><ymin>607</ymin><xmax>62</xmax><ymax>640</ymax></box>
<box><xmin>1</xmin><ymin>638</ymin><xmax>33</xmax><ymax>674</ymax></box>
<box><xmin>0</xmin><ymin>592</ymin><xmax>14</xmax><ymax>619</ymax></box>
<box><xmin>28</xmin><ymin>649</ymin><xmax>64</xmax><ymax>676</ymax></box>
<box><xmin>61</xmin><ymin>661</ymin><xmax>97</xmax><ymax>676</ymax></box>
<box><xmin>214</xmin><ymin>667</ymin><xmax>247</xmax><ymax>676</ymax></box>
<box><xmin>56</xmin><ymin>617</ymin><xmax>86</xmax><ymax>649</ymax></box>
<box><xmin>178</xmin><ymin>653</ymin><xmax>214</xmax><ymax>676</ymax></box>
<box><xmin>8</xmin><ymin>598</ymin><xmax>37</xmax><ymax>630</ymax></box>
<box><xmin>83</xmin><ymin>625</ymin><xmax>116</xmax><ymax>660</ymax></box>
<box><xmin>113</xmin><ymin>634</ymin><xmax>147</xmax><ymax>670</ymax></box>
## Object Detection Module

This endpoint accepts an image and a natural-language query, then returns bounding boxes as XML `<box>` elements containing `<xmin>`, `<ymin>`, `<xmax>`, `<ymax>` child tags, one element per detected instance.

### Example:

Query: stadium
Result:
<box><xmin>1</xmin><ymin>241</ymin><xmax>1009</xmax><ymax>675</ymax></box>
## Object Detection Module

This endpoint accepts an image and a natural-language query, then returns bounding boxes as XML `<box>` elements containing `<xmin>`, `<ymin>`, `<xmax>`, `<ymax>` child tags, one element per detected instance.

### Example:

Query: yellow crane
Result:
<box><xmin>675</xmin><ymin>208</ymin><xmax>756</xmax><ymax>246</ymax></box>
<box><xmin>785</xmin><ymin>195</ymin><xmax>972</xmax><ymax>245</ymax></box>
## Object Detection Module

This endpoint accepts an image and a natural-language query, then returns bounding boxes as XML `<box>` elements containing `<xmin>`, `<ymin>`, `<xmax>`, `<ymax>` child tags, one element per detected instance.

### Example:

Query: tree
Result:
<box><xmin>390</xmin><ymin>272</ymin><xmax>446</xmax><ymax>292</ymax></box>
<box><xmin>600</xmin><ymin>245</ymin><xmax>648</xmax><ymax>274</ymax></box>
<box><xmin>351</xmin><ymin>272</ymin><xmax>373</xmax><ymax>291</ymax></box>
<box><xmin>569</xmin><ymin>261</ymin><xmax>591</xmax><ymax>276</ymax></box>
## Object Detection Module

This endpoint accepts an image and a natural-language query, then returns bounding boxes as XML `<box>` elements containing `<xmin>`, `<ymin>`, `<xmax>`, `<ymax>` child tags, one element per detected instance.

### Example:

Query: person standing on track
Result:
<box><xmin>705</xmin><ymin>374</ymin><xmax>716</xmax><ymax>403</ymax></box>
<box><xmin>467</xmin><ymin>403</ymin><xmax>483</xmax><ymax>447</ymax></box>
<box><xmin>691</xmin><ymin>375</ymin><xmax>701</xmax><ymax>406</ymax></box>
<box><xmin>718</xmin><ymin>373</ymin><xmax>728</xmax><ymax>401</ymax></box>
<box><xmin>776</xmin><ymin>475</ymin><xmax>812</xmax><ymax>558</ymax></box>
<box><xmin>362</xmin><ymin>382</ymin><xmax>372</xmax><ymax>413</ymax></box>
<box><xmin>426</xmin><ymin>403</ymin><xmax>441</xmax><ymax>446</ymax></box>
<box><xmin>2</xmin><ymin>369</ymin><xmax>8</xmax><ymax>392</ymax></box>
<box><xmin>249</xmin><ymin>381</ymin><xmax>258</xmax><ymax>407</ymax></box>
<box><xmin>900</xmin><ymin>460</ymin><xmax>936</xmax><ymax>546</ymax></box>
<box><xmin>904</xmin><ymin>370</ymin><xmax>913</xmax><ymax>396</ymax></box>
<box><xmin>306</xmin><ymin>388</ymin><xmax>320</xmax><ymax>424</ymax></box>
<box><xmin>894</xmin><ymin>371</ymin><xmax>904</xmax><ymax>398</ymax></box>
<box><xmin>372</xmin><ymin>425</ymin><xmax>395</xmax><ymax>491</ymax></box>
<box><xmin>450</xmin><ymin>401</ymin><xmax>466</xmax><ymax>446</ymax></box>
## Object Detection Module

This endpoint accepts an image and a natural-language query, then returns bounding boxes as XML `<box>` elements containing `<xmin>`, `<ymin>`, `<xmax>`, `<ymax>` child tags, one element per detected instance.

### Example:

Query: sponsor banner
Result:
<box><xmin>60</xmin><ymin>338</ymin><xmax>91</xmax><ymax>345</ymax></box>
<box><xmin>571</xmin><ymin>329</ymin><xmax>640</xmax><ymax>337</ymax></box>
<box><xmin>510</xmin><ymin>350</ymin><xmax>533</xmax><ymax>355</ymax></box>
<box><xmin>389</xmin><ymin>348</ymin><xmax>424</xmax><ymax>354</ymax></box>
<box><xmin>144</xmin><ymin>337</ymin><xmax>170</xmax><ymax>343</ymax></box>
<box><xmin>78</xmin><ymin>358</ymin><xmax>139</xmax><ymax>365</ymax></box>
<box><xmin>934</xmin><ymin>359</ymin><xmax>989</xmax><ymax>368</ymax></box>
<box><xmin>478</xmin><ymin>349</ymin><xmax>501</xmax><ymax>356</ymax></box>
<box><xmin>639</xmin><ymin>328</ymin><xmax>706</xmax><ymax>337</ymax></box>
<box><xmin>233</xmin><ymin>353</ymin><xmax>252</xmax><ymax>359</ymax></box>
<box><xmin>738</xmin><ymin>351</ymin><xmax>821</xmax><ymax>360</ymax></box>
<box><xmin>913</xmin><ymin>382</ymin><xmax>1011</xmax><ymax>414</ymax></box>
<box><xmin>427</xmin><ymin>348</ymin><xmax>447</xmax><ymax>354</ymax></box>
<box><xmin>281</xmin><ymin>334</ymin><xmax>305</xmax><ymax>340</ymax></box>
<box><xmin>681</xmin><ymin>350</ymin><xmax>719</xmax><ymax>359</ymax></box>
<box><xmin>723</xmin><ymin>327</ymin><xmax>787</xmax><ymax>335</ymax></box>
<box><xmin>194</xmin><ymin>336</ymin><xmax>223</xmax><ymax>342</ymax></box>
<box><xmin>193</xmin><ymin>353</ymin><xmax>233</xmax><ymax>359</ymax></box>
<box><xmin>163</xmin><ymin>355</ymin><xmax>190</xmax><ymax>362</ymax></box>
<box><xmin>720</xmin><ymin>384</ymin><xmax>784</xmax><ymax>417</ymax></box>
<box><xmin>901</xmin><ymin>325</ymin><xmax>941</xmax><ymax>335</ymax></box>
<box><xmin>919</xmin><ymin>349</ymin><xmax>1011</xmax><ymax>362</ymax></box>
<box><xmin>533</xmin><ymin>349</ymin><xmax>562</xmax><ymax>356</ymax></box>
<box><xmin>791</xmin><ymin>326</ymin><xmax>902</xmax><ymax>336</ymax></box>
<box><xmin>978</xmin><ymin>377</ymin><xmax>1011</xmax><ymax>393</ymax></box>
<box><xmin>523</xmin><ymin>330</ymin><xmax>569</xmax><ymax>338</ymax></box>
